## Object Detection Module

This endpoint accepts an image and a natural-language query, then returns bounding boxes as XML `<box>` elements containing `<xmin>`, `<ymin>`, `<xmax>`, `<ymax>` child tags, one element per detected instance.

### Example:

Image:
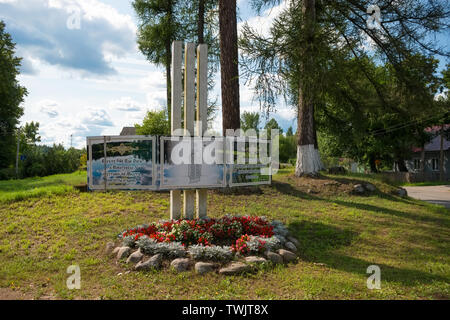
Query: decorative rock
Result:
<box><xmin>396</xmin><ymin>188</ymin><xmax>408</xmax><ymax>197</ymax></box>
<box><xmin>266</xmin><ymin>251</ymin><xmax>283</xmax><ymax>264</ymax></box>
<box><xmin>364</xmin><ymin>183</ymin><xmax>376</xmax><ymax>192</ymax></box>
<box><xmin>105</xmin><ymin>242</ymin><xmax>115</xmax><ymax>255</ymax></box>
<box><xmin>287</xmin><ymin>236</ymin><xmax>300</xmax><ymax>248</ymax></box>
<box><xmin>126</xmin><ymin>248</ymin><xmax>143</xmax><ymax>264</ymax></box>
<box><xmin>170</xmin><ymin>258</ymin><xmax>190</xmax><ymax>272</ymax></box>
<box><xmin>219</xmin><ymin>262</ymin><xmax>251</xmax><ymax>275</ymax></box>
<box><xmin>195</xmin><ymin>262</ymin><xmax>215</xmax><ymax>275</ymax></box>
<box><xmin>135</xmin><ymin>254</ymin><xmax>162</xmax><ymax>271</ymax></box>
<box><xmin>245</xmin><ymin>256</ymin><xmax>267</xmax><ymax>264</ymax></box>
<box><xmin>116</xmin><ymin>246</ymin><xmax>131</xmax><ymax>260</ymax></box>
<box><xmin>112</xmin><ymin>246</ymin><xmax>120</xmax><ymax>255</ymax></box>
<box><xmin>278</xmin><ymin>249</ymin><xmax>297</xmax><ymax>263</ymax></box>
<box><xmin>285</xmin><ymin>241</ymin><xmax>298</xmax><ymax>252</ymax></box>
<box><xmin>353</xmin><ymin>184</ymin><xmax>365</xmax><ymax>194</ymax></box>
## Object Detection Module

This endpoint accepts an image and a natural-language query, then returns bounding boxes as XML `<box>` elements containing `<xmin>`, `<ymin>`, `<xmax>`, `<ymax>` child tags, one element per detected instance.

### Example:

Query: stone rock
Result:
<box><xmin>266</xmin><ymin>251</ymin><xmax>283</xmax><ymax>264</ymax></box>
<box><xmin>116</xmin><ymin>247</ymin><xmax>131</xmax><ymax>260</ymax></box>
<box><xmin>245</xmin><ymin>256</ymin><xmax>267</xmax><ymax>264</ymax></box>
<box><xmin>219</xmin><ymin>262</ymin><xmax>251</xmax><ymax>275</ymax></box>
<box><xmin>353</xmin><ymin>184</ymin><xmax>365</xmax><ymax>194</ymax></box>
<box><xmin>365</xmin><ymin>183</ymin><xmax>376</xmax><ymax>192</ymax></box>
<box><xmin>287</xmin><ymin>236</ymin><xmax>300</xmax><ymax>248</ymax></box>
<box><xmin>278</xmin><ymin>249</ymin><xmax>297</xmax><ymax>263</ymax></box>
<box><xmin>126</xmin><ymin>248</ymin><xmax>143</xmax><ymax>264</ymax></box>
<box><xmin>285</xmin><ymin>241</ymin><xmax>298</xmax><ymax>252</ymax></box>
<box><xmin>135</xmin><ymin>254</ymin><xmax>162</xmax><ymax>271</ymax></box>
<box><xmin>307</xmin><ymin>189</ymin><xmax>317</xmax><ymax>194</ymax></box>
<box><xmin>170</xmin><ymin>258</ymin><xmax>190</xmax><ymax>272</ymax></box>
<box><xmin>396</xmin><ymin>188</ymin><xmax>408</xmax><ymax>197</ymax></box>
<box><xmin>112</xmin><ymin>246</ymin><xmax>120</xmax><ymax>256</ymax></box>
<box><xmin>195</xmin><ymin>262</ymin><xmax>216</xmax><ymax>275</ymax></box>
<box><xmin>105</xmin><ymin>242</ymin><xmax>115</xmax><ymax>255</ymax></box>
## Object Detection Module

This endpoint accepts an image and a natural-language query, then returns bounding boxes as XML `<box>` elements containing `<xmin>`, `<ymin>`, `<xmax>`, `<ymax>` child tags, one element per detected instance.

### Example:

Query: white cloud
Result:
<box><xmin>0</xmin><ymin>0</ymin><xmax>136</xmax><ymax>75</ymax></box>
<box><xmin>38</xmin><ymin>99</ymin><xmax>60</xmax><ymax>118</ymax></box>
<box><xmin>238</xmin><ymin>0</ymin><xmax>287</xmax><ymax>36</ymax></box>
<box><xmin>110</xmin><ymin>97</ymin><xmax>142</xmax><ymax>112</ymax></box>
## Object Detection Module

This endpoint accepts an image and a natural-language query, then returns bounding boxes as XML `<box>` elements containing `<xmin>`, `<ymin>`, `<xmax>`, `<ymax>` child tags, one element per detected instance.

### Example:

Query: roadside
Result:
<box><xmin>404</xmin><ymin>185</ymin><xmax>450</xmax><ymax>208</ymax></box>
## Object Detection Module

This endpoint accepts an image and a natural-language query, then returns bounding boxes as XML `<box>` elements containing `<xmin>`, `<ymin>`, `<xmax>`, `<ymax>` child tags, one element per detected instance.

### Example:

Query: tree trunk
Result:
<box><xmin>198</xmin><ymin>0</ymin><xmax>205</xmax><ymax>44</ymax></box>
<box><xmin>440</xmin><ymin>124</ymin><xmax>444</xmax><ymax>181</ymax></box>
<box><xmin>420</xmin><ymin>144</ymin><xmax>425</xmax><ymax>173</ymax></box>
<box><xmin>219</xmin><ymin>0</ymin><xmax>240</xmax><ymax>135</ymax></box>
<box><xmin>295</xmin><ymin>0</ymin><xmax>322</xmax><ymax>176</ymax></box>
<box><xmin>369</xmin><ymin>155</ymin><xmax>378</xmax><ymax>173</ymax></box>
<box><xmin>166</xmin><ymin>0</ymin><xmax>173</xmax><ymax>132</ymax></box>
<box><xmin>396</xmin><ymin>158</ymin><xmax>408</xmax><ymax>172</ymax></box>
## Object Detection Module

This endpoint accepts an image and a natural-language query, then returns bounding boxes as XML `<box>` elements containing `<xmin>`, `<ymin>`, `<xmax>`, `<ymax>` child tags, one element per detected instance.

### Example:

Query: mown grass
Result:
<box><xmin>0</xmin><ymin>172</ymin><xmax>86</xmax><ymax>203</ymax></box>
<box><xmin>0</xmin><ymin>169</ymin><xmax>448</xmax><ymax>300</ymax></box>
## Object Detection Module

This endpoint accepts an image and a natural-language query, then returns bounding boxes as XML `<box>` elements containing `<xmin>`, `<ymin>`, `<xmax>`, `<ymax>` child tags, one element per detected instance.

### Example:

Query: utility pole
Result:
<box><xmin>15</xmin><ymin>137</ymin><xmax>20</xmax><ymax>179</ymax></box>
<box><xmin>440</xmin><ymin>124</ymin><xmax>444</xmax><ymax>182</ymax></box>
<box><xmin>70</xmin><ymin>134</ymin><xmax>73</xmax><ymax>148</ymax></box>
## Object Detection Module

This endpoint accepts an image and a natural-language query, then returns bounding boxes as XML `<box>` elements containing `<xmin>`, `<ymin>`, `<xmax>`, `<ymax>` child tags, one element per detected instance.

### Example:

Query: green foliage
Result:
<box><xmin>135</xmin><ymin>110</ymin><xmax>170</xmax><ymax>136</ymax></box>
<box><xmin>133</xmin><ymin>0</ymin><xmax>220</xmax><ymax>129</ymax></box>
<box><xmin>18</xmin><ymin>145</ymin><xmax>85</xmax><ymax>179</ymax></box>
<box><xmin>316</xmin><ymin>56</ymin><xmax>442</xmax><ymax>171</ymax></box>
<box><xmin>279</xmin><ymin>134</ymin><xmax>296</xmax><ymax>163</ymax></box>
<box><xmin>0</xmin><ymin>21</ymin><xmax>27</xmax><ymax>169</ymax></box>
<box><xmin>240</xmin><ymin>111</ymin><xmax>260</xmax><ymax>133</ymax></box>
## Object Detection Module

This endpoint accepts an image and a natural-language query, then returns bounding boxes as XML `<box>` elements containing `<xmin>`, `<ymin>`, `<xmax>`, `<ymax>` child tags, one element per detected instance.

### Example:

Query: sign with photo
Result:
<box><xmin>160</xmin><ymin>136</ymin><xmax>226</xmax><ymax>189</ymax></box>
<box><xmin>87</xmin><ymin>135</ymin><xmax>272</xmax><ymax>191</ymax></box>
<box><xmin>87</xmin><ymin>136</ymin><xmax>156</xmax><ymax>191</ymax></box>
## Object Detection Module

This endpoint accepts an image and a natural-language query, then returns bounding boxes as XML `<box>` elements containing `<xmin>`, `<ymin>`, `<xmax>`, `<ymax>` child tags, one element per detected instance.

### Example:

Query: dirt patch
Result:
<box><xmin>280</xmin><ymin>174</ymin><xmax>354</xmax><ymax>195</ymax></box>
<box><xmin>0</xmin><ymin>288</ymin><xmax>32</xmax><ymax>300</ymax></box>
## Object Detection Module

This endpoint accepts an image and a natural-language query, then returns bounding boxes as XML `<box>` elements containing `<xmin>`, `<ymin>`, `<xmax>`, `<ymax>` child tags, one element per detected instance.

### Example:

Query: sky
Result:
<box><xmin>0</xmin><ymin>0</ymin><xmax>448</xmax><ymax>149</ymax></box>
<box><xmin>0</xmin><ymin>0</ymin><xmax>295</xmax><ymax>149</ymax></box>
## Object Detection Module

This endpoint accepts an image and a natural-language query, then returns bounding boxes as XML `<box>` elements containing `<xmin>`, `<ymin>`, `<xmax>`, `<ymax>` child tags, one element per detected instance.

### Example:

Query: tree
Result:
<box><xmin>240</xmin><ymin>111</ymin><xmax>260</xmax><ymax>133</ymax></box>
<box><xmin>219</xmin><ymin>0</ymin><xmax>240</xmax><ymax>134</ymax></box>
<box><xmin>133</xmin><ymin>0</ymin><xmax>183</xmax><ymax>131</ymax></box>
<box><xmin>135</xmin><ymin>110</ymin><xmax>170</xmax><ymax>136</ymax></box>
<box><xmin>134</xmin><ymin>0</ymin><xmax>220</xmax><ymax>130</ymax></box>
<box><xmin>316</xmin><ymin>55</ymin><xmax>441</xmax><ymax>172</ymax></box>
<box><xmin>0</xmin><ymin>21</ymin><xmax>27</xmax><ymax>169</ymax></box>
<box><xmin>286</xmin><ymin>126</ymin><xmax>294</xmax><ymax>137</ymax></box>
<box><xmin>241</xmin><ymin>0</ymin><xmax>449</xmax><ymax>176</ymax></box>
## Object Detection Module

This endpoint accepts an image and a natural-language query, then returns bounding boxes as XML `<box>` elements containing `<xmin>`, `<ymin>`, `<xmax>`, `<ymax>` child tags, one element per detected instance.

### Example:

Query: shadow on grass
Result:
<box><xmin>273</xmin><ymin>181</ymin><xmax>449</xmax><ymax>226</ymax></box>
<box><xmin>288</xmin><ymin>220</ymin><xmax>449</xmax><ymax>287</ymax></box>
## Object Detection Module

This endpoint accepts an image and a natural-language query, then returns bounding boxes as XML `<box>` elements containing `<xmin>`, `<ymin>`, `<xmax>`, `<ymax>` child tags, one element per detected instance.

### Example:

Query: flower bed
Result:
<box><xmin>118</xmin><ymin>216</ymin><xmax>289</xmax><ymax>262</ymax></box>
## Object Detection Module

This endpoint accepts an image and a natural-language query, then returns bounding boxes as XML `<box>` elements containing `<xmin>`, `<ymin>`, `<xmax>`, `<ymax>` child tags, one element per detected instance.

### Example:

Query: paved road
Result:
<box><xmin>404</xmin><ymin>185</ymin><xmax>450</xmax><ymax>209</ymax></box>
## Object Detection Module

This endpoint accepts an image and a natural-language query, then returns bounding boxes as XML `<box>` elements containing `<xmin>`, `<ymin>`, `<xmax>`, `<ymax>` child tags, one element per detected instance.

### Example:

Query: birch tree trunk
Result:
<box><xmin>295</xmin><ymin>0</ymin><xmax>322</xmax><ymax>176</ymax></box>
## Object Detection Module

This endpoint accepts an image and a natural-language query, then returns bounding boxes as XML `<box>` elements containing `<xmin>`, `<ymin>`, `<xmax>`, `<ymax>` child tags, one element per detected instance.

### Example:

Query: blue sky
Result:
<box><xmin>0</xmin><ymin>0</ymin><xmax>447</xmax><ymax>149</ymax></box>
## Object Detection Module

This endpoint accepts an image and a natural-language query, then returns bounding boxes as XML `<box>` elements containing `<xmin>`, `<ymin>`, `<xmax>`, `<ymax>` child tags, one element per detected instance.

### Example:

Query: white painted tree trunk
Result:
<box><xmin>295</xmin><ymin>144</ymin><xmax>323</xmax><ymax>176</ymax></box>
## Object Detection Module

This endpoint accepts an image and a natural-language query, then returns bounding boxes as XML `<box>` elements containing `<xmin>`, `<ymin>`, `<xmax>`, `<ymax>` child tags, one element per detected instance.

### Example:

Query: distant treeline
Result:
<box><xmin>0</xmin><ymin>144</ymin><xmax>86</xmax><ymax>180</ymax></box>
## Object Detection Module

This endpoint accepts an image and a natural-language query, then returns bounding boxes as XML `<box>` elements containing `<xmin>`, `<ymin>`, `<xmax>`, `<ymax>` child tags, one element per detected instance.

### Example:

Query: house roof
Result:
<box><xmin>423</xmin><ymin>135</ymin><xmax>450</xmax><ymax>152</ymax></box>
<box><xmin>120</xmin><ymin>127</ymin><xmax>136</xmax><ymax>136</ymax></box>
<box><xmin>413</xmin><ymin>124</ymin><xmax>450</xmax><ymax>152</ymax></box>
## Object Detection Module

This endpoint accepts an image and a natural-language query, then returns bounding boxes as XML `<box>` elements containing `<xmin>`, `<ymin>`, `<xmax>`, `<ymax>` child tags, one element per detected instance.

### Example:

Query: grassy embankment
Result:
<box><xmin>0</xmin><ymin>168</ymin><xmax>448</xmax><ymax>299</ymax></box>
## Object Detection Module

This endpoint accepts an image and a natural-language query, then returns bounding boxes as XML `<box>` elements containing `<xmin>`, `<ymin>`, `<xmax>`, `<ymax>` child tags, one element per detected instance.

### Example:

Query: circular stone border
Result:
<box><xmin>106</xmin><ymin>217</ymin><xmax>300</xmax><ymax>276</ymax></box>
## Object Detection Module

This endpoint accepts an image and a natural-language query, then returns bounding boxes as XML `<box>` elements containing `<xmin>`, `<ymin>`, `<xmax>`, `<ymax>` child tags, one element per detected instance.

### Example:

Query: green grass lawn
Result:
<box><xmin>0</xmin><ymin>172</ymin><xmax>86</xmax><ymax>204</ymax></box>
<box><xmin>0</xmin><ymin>169</ymin><xmax>448</xmax><ymax>300</ymax></box>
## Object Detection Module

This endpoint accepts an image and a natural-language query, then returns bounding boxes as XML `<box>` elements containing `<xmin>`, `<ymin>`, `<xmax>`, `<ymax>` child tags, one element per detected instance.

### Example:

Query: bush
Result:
<box><xmin>0</xmin><ymin>168</ymin><xmax>16</xmax><ymax>180</ymax></box>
